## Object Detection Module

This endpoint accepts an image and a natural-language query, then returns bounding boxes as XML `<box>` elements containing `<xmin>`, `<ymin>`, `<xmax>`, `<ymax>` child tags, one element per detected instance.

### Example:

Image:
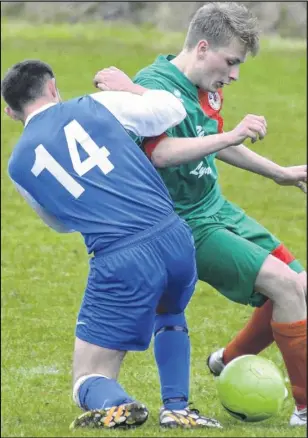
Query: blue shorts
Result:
<box><xmin>76</xmin><ymin>213</ymin><xmax>197</xmax><ymax>351</ymax></box>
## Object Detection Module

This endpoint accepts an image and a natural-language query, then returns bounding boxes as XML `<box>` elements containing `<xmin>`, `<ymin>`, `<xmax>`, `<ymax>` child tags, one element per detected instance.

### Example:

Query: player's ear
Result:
<box><xmin>49</xmin><ymin>77</ymin><xmax>61</xmax><ymax>101</ymax></box>
<box><xmin>196</xmin><ymin>40</ymin><xmax>209</xmax><ymax>60</ymax></box>
<box><xmin>4</xmin><ymin>106</ymin><xmax>20</xmax><ymax>121</ymax></box>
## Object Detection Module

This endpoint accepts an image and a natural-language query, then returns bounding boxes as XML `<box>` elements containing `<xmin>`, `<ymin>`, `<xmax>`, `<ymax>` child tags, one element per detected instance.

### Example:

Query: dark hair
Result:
<box><xmin>1</xmin><ymin>60</ymin><xmax>54</xmax><ymax>113</ymax></box>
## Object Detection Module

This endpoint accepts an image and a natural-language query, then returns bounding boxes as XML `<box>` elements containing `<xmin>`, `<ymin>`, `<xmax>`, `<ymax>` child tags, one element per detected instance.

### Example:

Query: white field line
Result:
<box><xmin>13</xmin><ymin>365</ymin><xmax>61</xmax><ymax>377</ymax></box>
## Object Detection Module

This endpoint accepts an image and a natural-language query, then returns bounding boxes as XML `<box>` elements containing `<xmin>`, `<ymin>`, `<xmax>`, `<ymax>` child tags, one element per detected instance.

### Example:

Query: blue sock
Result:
<box><xmin>154</xmin><ymin>312</ymin><xmax>190</xmax><ymax>410</ymax></box>
<box><xmin>78</xmin><ymin>376</ymin><xmax>134</xmax><ymax>410</ymax></box>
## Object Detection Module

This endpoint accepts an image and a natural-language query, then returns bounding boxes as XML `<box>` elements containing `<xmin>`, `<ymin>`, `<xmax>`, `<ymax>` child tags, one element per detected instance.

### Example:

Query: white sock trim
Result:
<box><xmin>73</xmin><ymin>373</ymin><xmax>110</xmax><ymax>409</ymax></box>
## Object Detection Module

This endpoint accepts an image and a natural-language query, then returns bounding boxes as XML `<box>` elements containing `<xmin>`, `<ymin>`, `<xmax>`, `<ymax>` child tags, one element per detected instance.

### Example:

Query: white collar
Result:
<box><xmin>24</xmin><ymin>102</ymin><xmax>57</xmax><ymax>127</ymax></box>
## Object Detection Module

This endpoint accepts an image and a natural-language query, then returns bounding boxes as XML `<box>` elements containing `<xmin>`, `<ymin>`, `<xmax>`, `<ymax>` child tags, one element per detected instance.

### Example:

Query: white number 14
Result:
<box><xmin>31</xmin><ymin>120</ymin><xmax>114</xmax><ymax>198</ymax></box>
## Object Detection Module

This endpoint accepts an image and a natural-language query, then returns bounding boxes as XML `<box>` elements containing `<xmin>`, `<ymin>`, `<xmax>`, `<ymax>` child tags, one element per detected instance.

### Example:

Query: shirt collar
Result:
<box><xmin>24</xmin><ymin>102</ymin><xmax>57</xmax><ymax>128</ymax></box>
<box><xmin>154</xmin><ymin>55</ymin><xmax>199</xmax><ymax>100</ymax></box>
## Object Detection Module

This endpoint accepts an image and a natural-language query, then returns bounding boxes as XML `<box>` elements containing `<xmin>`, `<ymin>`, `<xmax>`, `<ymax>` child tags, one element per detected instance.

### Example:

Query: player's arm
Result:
<box><xmin>145</xmin><ymin>114</ymin><xmax>267</xmax><ymax>168</ymax></box>
<box><xmin>93</xmin><ymin>68</ymin><xmax>267</xmax><ymax>167</ymax></box>
<box><xmin>12</xmin><ymin>181</ymin><xmax>75</xmax><ymax>233</ymax></box>
<box><xmin>216</xmin><ymin>145</ymin><xmax>307</xmax><ymax>192</ymax></box>
<box><xmin>91</xmin><ymin>67</ymin><xmax>186</xmax><ymax>137</ymax></box>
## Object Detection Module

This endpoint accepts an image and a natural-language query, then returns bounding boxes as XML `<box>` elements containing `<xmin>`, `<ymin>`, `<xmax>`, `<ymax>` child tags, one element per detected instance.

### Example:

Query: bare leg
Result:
<box><xmin>254</xmin><ymin>255</ymin><xmax>306</xmax><ymax>408</ymax></box>
<box><xmin>73</xmin><ymin>337</ymin><xmax>126</xmax><ymax>385</ymax></box>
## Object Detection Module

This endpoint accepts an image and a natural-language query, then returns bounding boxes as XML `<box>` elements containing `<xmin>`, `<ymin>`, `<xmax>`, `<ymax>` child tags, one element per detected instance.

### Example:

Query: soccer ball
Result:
<box><xmin>216</xmin><ymin>355</ymin><xmax>286</xmax><ymax>422</ymax></box>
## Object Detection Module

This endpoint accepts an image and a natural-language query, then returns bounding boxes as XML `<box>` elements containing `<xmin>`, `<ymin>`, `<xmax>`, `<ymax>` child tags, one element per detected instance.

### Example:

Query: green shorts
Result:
<box><xmin>187</xmin><ymin>200</ymin><xmax>304</xmax><ymax>307</ymax></box>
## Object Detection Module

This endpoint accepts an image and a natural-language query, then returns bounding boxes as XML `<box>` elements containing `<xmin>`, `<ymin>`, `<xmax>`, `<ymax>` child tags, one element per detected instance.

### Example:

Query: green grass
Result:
<box><xmin>1</xmin><ymin>21</ymin><xmax>306</xmax><ymax>438</ymax></box>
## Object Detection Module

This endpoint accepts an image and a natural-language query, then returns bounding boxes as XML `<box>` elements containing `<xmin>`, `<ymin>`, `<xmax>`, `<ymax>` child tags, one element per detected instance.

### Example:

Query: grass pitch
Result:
<box><xmin>1</xmin><ymin>21</ymin><xmax>306</xmax><ymax>437</ymax></box>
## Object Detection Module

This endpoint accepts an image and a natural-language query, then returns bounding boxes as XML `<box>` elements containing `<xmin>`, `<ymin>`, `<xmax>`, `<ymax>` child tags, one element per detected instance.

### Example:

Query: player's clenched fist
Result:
<box><xmin>94</xmin><ymin>67</ymin><xmax>133</xmax><ymax>91</ymax></box>
<box><xmin>93</xmin><ymin>67</ymin><xmax>146</xmax><ymax>96</ymax></box>
<box><xmin>228</xmin><ymin>114</ymin><xmax>267</xmax><ymax>145</ymax></box>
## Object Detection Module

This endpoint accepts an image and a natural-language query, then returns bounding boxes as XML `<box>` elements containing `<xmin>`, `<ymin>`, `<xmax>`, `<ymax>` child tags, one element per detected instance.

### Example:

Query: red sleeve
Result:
<box><xmin>143</xmin><ymin>133</ymin><xmax>168</xmax><ymax>159</ymax></box>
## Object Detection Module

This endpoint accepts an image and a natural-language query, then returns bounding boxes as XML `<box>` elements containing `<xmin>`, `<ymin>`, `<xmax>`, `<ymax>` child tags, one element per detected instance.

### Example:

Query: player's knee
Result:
<box><xmin>273</xmin><ymin>273</ymin><xmax>306</xmax><ymax>321</ymax></box>
<box><xmin>154</xmin><ymin>312</ymin><xmax>188</xmax><ymax>336</ymax></box>
<box><xmin>286</xmin><ymin>276</ymin><xmax>306</xmax><ymax>314</ymax></box>
<box><xmin>156</xmin><ymin>300</ymin><xmax>188</xmax><ymax>315</ymax></box>
<box><xmin>277</xmin><ymin>273</ymin><xmax>305</xmax><ymax>309</ymax></box>
<box><xmin>278</xmin><ymin>268</ymin><xmax>305</xmax><ymax>299</ymax></box>
<box><xmin>275</xmin><ymin>273</ymin><xmax>305</xmax><ymax>310</ymax></box>
<box><xmin>285</xmin><ymin>276</ymin><xmax>307</xmax><ymax>318</ymax></box>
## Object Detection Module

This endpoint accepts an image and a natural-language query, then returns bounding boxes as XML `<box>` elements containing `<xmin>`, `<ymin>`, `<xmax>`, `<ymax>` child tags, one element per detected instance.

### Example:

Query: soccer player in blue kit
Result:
<box><xmin>2</xmin><ymin>60</ymin><xmax>223</xmax><ymax>430</ymax></box>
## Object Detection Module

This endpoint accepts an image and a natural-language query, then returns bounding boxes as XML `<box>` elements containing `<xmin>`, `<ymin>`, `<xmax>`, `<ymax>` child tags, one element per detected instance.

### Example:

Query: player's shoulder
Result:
<box><xmin>52</xmin><ymin>95</ymin><xmax>101</xmax><ymax>118</ymax></box>
<box><xmin>63</xmin><ymin>94</ymin><xmax>88</xmax><ymax>108</ymax></box>
<box><xmin>134</xmin><ymin>74</ymin><xmax>167</xmax><ymax>90</ymax></box>
<box><xmin>134</xmin><ymin>63</ymin><xmax>170</xmax><ymax>91</ymax></box>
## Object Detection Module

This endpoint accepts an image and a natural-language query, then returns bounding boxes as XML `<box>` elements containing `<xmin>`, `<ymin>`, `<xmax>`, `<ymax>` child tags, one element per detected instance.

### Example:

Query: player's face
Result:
<box><xmin>193</xmin><ymin>38</ymin><xmax>247</xmax><ymax>92</ymax></box>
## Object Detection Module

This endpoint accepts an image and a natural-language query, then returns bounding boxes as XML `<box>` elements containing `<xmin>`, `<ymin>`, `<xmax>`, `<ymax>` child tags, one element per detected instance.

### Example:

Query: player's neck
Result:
<box><xmin>23</xmin><ymin>98</ymin><xmax>56</xmax><ymax>124</ymax></box>
<box><xmin>170</xmin><ymin>50</ymin><xmax>196</xmax><ymax>85</ymax></box>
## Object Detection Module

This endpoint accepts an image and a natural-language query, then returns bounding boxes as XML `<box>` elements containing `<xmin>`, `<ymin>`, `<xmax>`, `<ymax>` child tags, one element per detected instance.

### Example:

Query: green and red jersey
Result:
<box><xmin>134</xmin><ymin>54</ymin><xmax>226</xmax><ymax>220</ymax></box>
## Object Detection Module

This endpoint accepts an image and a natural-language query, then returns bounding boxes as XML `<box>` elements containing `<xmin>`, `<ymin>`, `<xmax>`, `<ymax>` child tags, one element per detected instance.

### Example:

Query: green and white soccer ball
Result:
<box><xmin>216</xmin><ymin>355</ymin><xmax>286</xmax><ymax>422</ymax></box>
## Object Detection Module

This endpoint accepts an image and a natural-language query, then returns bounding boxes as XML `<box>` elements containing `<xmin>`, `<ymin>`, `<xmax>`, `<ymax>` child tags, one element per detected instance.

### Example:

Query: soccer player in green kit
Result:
<box><xmin>94</xmin><ymin>2</ymin><xmax>307</xmax><ymax>428</ymax></box>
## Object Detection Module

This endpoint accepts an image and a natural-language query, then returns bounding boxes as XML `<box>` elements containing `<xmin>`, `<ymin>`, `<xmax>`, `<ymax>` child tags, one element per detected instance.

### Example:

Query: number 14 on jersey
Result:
<box><xmin>31</xmin><ymin>120</ymin><xmax>114</xmax><ymax>198</ymax></box>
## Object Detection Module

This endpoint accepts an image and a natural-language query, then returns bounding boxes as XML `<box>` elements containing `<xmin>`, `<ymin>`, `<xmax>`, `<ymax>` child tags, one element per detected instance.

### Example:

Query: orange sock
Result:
<box><xmin>223</xmin><ymin>299</ymin><xmax>274</xmax><ymax>364</ymax></box>
<box><xmin>271</xmin><ymin>319</ymin><xmax>307</xmax><ymax>407</ymax></box>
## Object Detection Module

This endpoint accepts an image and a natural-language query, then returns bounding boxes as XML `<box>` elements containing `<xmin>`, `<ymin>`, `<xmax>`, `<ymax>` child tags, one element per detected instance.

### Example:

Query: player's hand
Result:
<box><xmin>93</xmin><ymin>67</ymin><xmax>146</xmax><ymax>95</ymax></box>
<box><xmin>273</xmin><ymin>165</ymin><xmax>307</xmax><ymax>193</ymax></box>
<box><xmin>93</xmin><ymin>67</ymin><xmax>133</xmax><ymax>92</ymax></box>
<box><xmin>228</xmin><ymin>114</ymin><xmax>267</xmax><ymax>146</ymax></box>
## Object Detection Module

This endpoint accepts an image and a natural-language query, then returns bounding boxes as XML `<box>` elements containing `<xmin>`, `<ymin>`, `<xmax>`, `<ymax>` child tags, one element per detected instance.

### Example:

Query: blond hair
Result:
<box><xmin>184</xmin><ymin>2</ymin><xmax>260</xmax><ymax>55</ymax></box>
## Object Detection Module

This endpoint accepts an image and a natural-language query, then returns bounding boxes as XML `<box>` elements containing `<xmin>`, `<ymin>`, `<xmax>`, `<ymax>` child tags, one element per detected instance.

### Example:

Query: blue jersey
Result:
<box><xmin>8</xmin><ymin>95</ymin><xmax>174</xmax><ymax>253</ymax></box>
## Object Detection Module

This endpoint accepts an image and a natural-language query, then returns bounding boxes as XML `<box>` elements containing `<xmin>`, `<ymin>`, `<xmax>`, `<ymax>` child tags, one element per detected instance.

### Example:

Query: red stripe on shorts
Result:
<box><xmin>271</xmin><ymin>244</ymin><xmax>295</xmax><ymax>264</ymax></box>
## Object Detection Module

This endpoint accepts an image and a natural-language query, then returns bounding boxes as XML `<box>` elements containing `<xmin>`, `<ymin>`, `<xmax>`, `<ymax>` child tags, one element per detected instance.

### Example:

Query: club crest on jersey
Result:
<box><xmin>208</xmin><ymin>92</ymin><xmax>221</xmax><ymax>111</ymax></box>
